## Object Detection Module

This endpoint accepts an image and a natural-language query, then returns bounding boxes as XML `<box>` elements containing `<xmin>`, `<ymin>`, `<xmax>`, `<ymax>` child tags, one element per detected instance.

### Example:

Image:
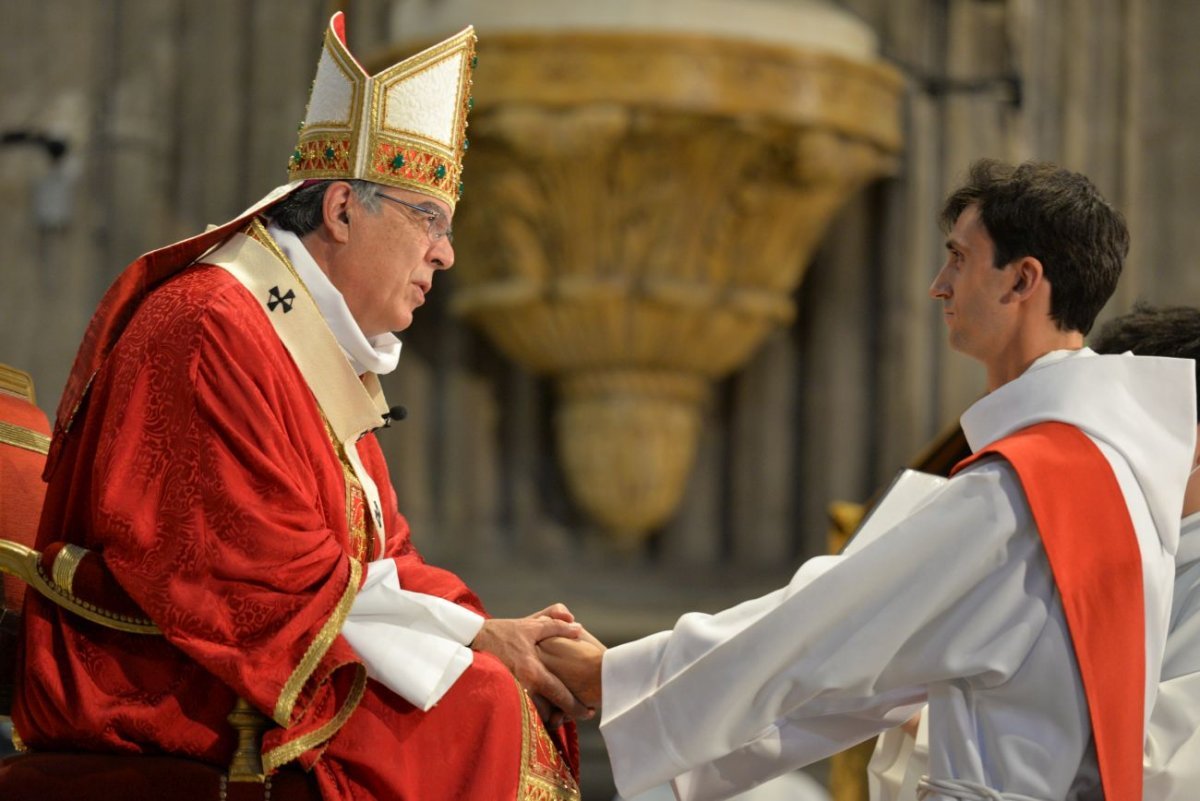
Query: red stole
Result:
<box><xmin>953</xmin><ymin>421</ymin><xmax>1144</xmax><ymax>801</ymax></box>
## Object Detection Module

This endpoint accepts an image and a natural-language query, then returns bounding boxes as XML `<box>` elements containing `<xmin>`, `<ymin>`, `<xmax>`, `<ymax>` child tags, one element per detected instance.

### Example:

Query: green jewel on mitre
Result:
<box><xmin>325</xmin><ymin>146</ymin><xmax>336</xmax><ymax>160</ymax></box>
<box><xmin>392</xmin><ymin>153</ymin><xmax>406</xmax><ymax>169</ymax></box>
<box><xmin>434</xmin><ymin>164</ymin><xmax>447</xmax><ymax>180</ymax></box>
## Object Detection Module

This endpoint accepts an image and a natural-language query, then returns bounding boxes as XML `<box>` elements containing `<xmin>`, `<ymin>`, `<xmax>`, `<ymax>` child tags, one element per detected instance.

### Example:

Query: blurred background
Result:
<box><xmin>4</xmin><ymin>0</ymin><xmax>1199</xmax><ymax>797</ymax></box>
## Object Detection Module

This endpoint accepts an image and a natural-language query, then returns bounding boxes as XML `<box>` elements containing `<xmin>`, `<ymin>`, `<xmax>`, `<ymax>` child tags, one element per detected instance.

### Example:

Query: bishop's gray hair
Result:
<box><xmin>267</xmin><ymin>180</ymin><xmax>382</xmax><ymax>237</ymax></box>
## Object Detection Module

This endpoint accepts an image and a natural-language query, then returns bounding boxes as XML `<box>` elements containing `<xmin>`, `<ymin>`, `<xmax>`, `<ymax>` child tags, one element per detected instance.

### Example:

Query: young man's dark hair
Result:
<box><xmin>940</xmin><ymin>159</ymin><xmax>1129</xmax><ymax>335</ymax></box>
<box><xmin>1091</xmin><ymin>303</ymin><xmax>1200</xmax><ymax>419</ymax></box>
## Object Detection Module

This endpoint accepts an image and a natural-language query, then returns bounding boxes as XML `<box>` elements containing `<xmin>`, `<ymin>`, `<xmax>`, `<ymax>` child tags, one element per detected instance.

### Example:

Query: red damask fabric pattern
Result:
<box><xmin>16</xmin><ymin>263</ymin><xmax>577</xmax><ymax>799</ymax></box>
<box><xmin>18</xmin><ymin>266</ymin><xmax>365</xmax><ymax>763</ymax></box>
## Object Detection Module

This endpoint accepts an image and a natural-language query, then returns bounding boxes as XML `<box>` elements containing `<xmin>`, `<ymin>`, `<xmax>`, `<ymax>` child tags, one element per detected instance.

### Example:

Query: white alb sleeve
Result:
<box><xmin>600</xmin><ymin>462</ymin><xmax>1055</xmax><ymax>799</ymax></box>
<box><xmin>1143</xmin><ymin>555</ymin><xmax>1200</xmax><ymax>799</ymax></box>
<box><xmin>341</xmin><ymin>558</ymin><xmax>485</xmax><ymax>711</ymax></box>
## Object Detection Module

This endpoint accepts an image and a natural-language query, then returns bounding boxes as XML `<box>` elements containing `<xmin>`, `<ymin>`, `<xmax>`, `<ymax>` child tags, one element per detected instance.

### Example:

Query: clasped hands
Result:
<box><xmin>469</xmin><ymin>603</ymin><xmax>605</xmax><ymax>727</ymax></box>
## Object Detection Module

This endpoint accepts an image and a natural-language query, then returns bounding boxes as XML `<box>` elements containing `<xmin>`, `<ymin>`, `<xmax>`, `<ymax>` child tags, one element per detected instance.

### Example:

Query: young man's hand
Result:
<box><xmin>537</xmin><ymin>630</ymin><xmax>606</xmax><ymax>710</ymax></box>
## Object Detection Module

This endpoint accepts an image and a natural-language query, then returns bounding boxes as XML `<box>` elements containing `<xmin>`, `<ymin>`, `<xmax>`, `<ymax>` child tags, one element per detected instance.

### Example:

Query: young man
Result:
<box><xmin>869</xmin><ymin>306</ymin><xmax>1200</xmax><ymax>801</ymax></box>
<box><xmin>543</xmin><ymin>161</ymin><xmax>1195</xmax><ymax>801</ymax></box>
<box><xmin>1092</xmin><ymin>306</ymin><xmax>1200</xmax><ymax>800</ymax></box>
<box><xmin>14</xmin><ymin>14</ymin><xmax>582</xmax><ymax>800</ymax></box>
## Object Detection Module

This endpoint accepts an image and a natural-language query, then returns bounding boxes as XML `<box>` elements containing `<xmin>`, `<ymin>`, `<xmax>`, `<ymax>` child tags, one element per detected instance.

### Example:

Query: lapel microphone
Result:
<box><xmin>381</xmin><ymin>405</ymin><xmax>408</xmax><ymax>427</ymax></box>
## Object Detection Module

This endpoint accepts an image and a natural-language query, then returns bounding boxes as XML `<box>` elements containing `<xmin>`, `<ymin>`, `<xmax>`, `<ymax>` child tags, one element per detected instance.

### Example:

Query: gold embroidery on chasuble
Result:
<box><xmin>321</xmin><ymin>418</ymin><xmax>375</xmax><ymax>564</ymax></box>
<box><xmin>514</xmin><ymin>677</ymin><xmax>581</xmax><ymax>801</ymax></box>
<box><xmin>343</xmin><ymin>464</ymin><xmax>373</xmax><ymax>563</ymax></box>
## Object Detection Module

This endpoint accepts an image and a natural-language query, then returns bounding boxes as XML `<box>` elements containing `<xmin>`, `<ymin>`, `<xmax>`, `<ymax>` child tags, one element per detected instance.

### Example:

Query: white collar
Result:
<box><xmin>960</xmin><ymin>347</ymin><xmax>1197</xmax><ymax>554</ymax></box>
<box><xmin>266</xmin><ymin>223</ymin><xmax>402</xmax><ymax>376</ymax></box>
<box><xmin>1022</xmin><ymin>347</ymin><xmax>1081</xmax><ymax>372</ymax></box>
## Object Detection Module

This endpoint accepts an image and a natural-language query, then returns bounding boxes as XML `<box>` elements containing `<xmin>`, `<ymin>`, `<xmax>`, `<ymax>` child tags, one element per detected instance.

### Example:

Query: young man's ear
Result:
<box><xmin>1009</xmin><ymin>256</ymin><xmax>1044</xmax><ymax>299</ymax></box>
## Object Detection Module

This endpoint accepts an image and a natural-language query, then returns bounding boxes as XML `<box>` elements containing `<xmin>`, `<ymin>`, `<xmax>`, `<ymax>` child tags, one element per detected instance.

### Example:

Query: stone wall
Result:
<box><xmin>4</xmin><ymin>1</ymin><xmax>1200</xmax><ymax>797</ymax></box>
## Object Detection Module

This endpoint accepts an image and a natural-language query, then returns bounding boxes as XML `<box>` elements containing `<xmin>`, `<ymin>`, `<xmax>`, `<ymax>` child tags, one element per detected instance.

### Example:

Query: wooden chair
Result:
<box><xmin>0</xmin><ymin>364</ymin><xmax>320</xmax><ymax>801</ymax></box>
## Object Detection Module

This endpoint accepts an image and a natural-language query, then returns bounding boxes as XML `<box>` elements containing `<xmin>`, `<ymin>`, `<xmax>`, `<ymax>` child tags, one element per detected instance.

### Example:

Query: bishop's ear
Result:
<box><xmin>321</xmin><ymin>181</ymin><xmax>355</xmax><ymax>243</ymax></box>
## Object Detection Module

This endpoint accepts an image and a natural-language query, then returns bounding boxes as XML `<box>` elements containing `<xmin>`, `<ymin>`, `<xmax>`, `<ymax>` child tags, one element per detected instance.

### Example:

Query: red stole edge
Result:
<box><xmin>953</xmin><ymin>421</ymin><xmax>1144</xmax><ymax>801</ymax></box>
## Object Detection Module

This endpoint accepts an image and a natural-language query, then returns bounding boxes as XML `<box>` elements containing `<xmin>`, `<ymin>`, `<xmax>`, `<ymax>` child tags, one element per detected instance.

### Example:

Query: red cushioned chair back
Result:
<box><xmin>0</xmin><ymin>365</ymin><xmax>51</xmax><ymax>715</ymax></box>
<box><xmin>0</xmin><ymin>364</ymin><xmax>321</xmax><ymax>801</ymax></box>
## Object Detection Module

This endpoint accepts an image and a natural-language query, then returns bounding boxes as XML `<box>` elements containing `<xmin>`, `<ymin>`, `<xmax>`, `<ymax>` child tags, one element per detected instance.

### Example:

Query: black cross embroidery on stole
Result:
<box><xmin>267</xmin><ymin>286</ymin><xmax>296</xmax><ymax>313</ymax></box>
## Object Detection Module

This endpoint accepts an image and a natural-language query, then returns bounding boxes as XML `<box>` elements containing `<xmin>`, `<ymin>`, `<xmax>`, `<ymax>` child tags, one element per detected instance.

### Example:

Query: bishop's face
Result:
<box><xmin>333</xmin><ymin>188</ymin><xmax>455</xmax><ymax>337</ymax></box>
<box><xmin>929</xmin><ymin>204</ymin><xmax>1021</xmax><ymax>367</ymax></box>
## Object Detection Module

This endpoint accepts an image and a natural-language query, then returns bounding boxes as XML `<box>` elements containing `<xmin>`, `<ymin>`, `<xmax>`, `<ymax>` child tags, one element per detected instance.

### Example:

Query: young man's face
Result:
<box><xmin>929</xmin><ymin>204</ymin><xmax>1020</xmax><ymax>364</ymax></box>
<box><xmin>335</xmin><ymin>188</ymin><xmax>455</xmax><ymax>337</ymax></box>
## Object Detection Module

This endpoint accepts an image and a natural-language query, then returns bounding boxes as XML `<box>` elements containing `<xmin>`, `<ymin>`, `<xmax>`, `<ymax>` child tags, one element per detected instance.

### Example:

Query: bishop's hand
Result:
<box><xmin>470</xmin><ymin>604</ymin><xmax>593</xmax><ymax>723</ymax></box>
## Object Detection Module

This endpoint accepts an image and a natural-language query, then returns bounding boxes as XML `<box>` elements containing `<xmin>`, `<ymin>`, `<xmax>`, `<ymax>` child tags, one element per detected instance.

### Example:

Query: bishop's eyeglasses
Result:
<box><xmin>377</xmin><ymin>192</ymin><xmax>454</xmax><ymax>243</ymax></box>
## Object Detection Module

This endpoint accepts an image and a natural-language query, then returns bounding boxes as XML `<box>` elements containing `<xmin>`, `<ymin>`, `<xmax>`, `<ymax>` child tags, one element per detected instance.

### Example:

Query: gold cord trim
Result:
<box><xmin>50</xmin><ymin>543</ymin><xmax>87</xmax><ymax>593</ymax></box>
<box><xmin>262</xmin><ymin>665</ymin><xmax>367</xmax><ymax>774</ymax></box>
<box><xmin>273</xmin><ymin>557</ymin><xmax>362</xmax><ymax>726</ymax></box>
<box><xmin>0</xmin><ymin>420</ymin><xmax>50</xmax><ymax>455</ymax></box>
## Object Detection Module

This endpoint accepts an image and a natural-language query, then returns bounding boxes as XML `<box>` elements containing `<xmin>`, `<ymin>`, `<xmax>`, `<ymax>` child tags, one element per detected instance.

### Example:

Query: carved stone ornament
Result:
<box><xmin>375</xmin><ymin>25</ymin><xmax>903</xmax><ymax>542</ymax></box>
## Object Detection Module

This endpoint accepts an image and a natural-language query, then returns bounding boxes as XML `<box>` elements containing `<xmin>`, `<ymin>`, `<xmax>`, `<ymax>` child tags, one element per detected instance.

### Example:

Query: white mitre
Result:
<box><xmin>288</xmin><ymin>12</ymin><xmax>476</xmax><ymax>211</ymax></box>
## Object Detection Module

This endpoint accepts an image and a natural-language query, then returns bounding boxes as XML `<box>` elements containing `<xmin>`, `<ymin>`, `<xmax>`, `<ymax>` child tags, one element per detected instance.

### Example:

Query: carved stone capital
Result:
<box><xmin>377</xmin><ymin>29</ymin><xmax>904</xmax><ymax>537</ymax></box>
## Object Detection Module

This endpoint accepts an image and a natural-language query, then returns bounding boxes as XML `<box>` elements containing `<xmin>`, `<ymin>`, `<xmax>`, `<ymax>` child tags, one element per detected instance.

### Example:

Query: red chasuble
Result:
<box><xmin>953</xmin><ymin>421</ymin><xmax>1144</xmax><ymax>801</ymax></box>
<box><xmin>15</xmin><ymin>259</ymin><xmax>578</xmax><ymax>800</ymax></box>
